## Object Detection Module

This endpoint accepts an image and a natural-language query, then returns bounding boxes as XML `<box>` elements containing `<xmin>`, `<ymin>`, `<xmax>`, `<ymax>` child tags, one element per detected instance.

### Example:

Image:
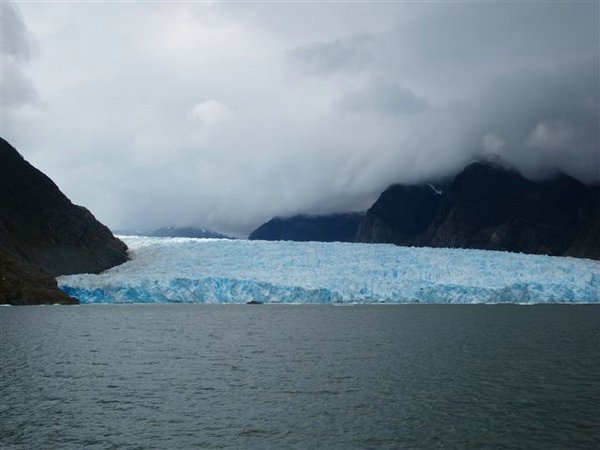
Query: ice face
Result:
<box><xmin>57</xmin><ymin>236</ymin><xmax>600</xmax><ymax>304</ymax></box>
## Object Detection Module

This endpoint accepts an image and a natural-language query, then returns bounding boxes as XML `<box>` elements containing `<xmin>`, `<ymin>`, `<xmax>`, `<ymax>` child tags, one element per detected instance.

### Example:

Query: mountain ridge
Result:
<box><xmin>0</xmin><ymin>138</ymin><xmax>129</xmax><ymax>304</ymax></box>
<box><xmin>357</xmin><ymin>162</ymin><xmax>600</xmax><ymax>258</ymax></box>
<box><xmin>249</xmin><ymin>161</ymin><xmax>599</xmax><ymax>259</ymax></box>
<box><xmin>114</xmin><ymin>226</ymin><xmax>233</xmax><ymax>239</ymax></box>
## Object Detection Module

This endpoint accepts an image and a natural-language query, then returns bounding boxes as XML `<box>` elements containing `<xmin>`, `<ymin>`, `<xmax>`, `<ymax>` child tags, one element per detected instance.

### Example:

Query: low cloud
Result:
<box><xmin>2</xmin><ymin>1</ymin><xmax>598</xmax><ymax>237</ymax></box>
<box><xmin>1</xmin><ymin>59</ymin><xmax>37</xmax><ymax>106</ymax></box>
<box><xmin>526</xmin><ymin>121</ymin><xmax>575</xmax><ymax>152</ymax></box>
<box><xmin>286</xmin><ymin>33</ymin><xmax>377</xmax><ymax>76</ymax></box>
<box><xmin>189</xmin><ymin>100</ymin><xmax>231</xmax><ymax>127</ymax></box>
<box><xmin>1</xmin><ymin>2</ymin><xmax>37</xmax><ymax>112</ymax></box>
<box><xmin>1</xmin><ymin>1</ymin><xmax>31</xmax><ymax>61</ymax></box>
<box><xmin>337</xmin><ymin>79</ymin><xmax>428</xmax><ymax>116</ymax></box>
<box><xmin>467</xmin><ymin>58</ymin><xmax>599</xmax><ymax>182</ymax></box>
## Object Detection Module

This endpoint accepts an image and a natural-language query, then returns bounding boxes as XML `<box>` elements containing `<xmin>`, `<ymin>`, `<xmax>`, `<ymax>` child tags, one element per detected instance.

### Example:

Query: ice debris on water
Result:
<box><xmin>57</xmin><ymin>236</ymin><xmax>600</xmax><ymax>304</ymax></box>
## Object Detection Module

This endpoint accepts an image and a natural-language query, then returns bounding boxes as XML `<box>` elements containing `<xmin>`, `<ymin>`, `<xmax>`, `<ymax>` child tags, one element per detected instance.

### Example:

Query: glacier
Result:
<box><xmin>57</xmin><ymin>236</ymin><xmax>600</xmax><ymax>304</ymax></box>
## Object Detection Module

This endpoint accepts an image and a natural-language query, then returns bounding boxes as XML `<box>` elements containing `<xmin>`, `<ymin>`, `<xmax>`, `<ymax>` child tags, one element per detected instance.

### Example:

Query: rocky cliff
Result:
<box><xmin>0</xmin><ymin>138</ymin><xmax>128</xmax><ymax>304</ymax></box>
<box><xmin>0</xmin><ymin>250</ymin><xmax>77</xmax><ymax>305</ymax></box>
<box><xmin>355</xmin><ymin>184</ymin><xmax>443</xmax><ymax>246</ymax></box>
<box><xmin>357</xmin><ymin>162</ymin><xmax>600</xmax><ymax>259</ymax></box>
<box><xmin>564</xmin><ymin>193</ymin><xmax>600</xmax><ymax>259</ymax></box>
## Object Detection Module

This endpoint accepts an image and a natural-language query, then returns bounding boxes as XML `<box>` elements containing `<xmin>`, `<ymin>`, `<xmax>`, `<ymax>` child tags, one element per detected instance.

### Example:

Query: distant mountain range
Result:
<box><xmin>116</xmin><ymin>226</ymin><xmax>233</xmax><ymax>239</ymax></box>
<box><xmin>249</xmin><ymin>162</ymin><xmax>600</xmax><ymax>260</ymax></box>
<box><xmin>0</xmin><ymin>138</ymin><xmax>128</xmax><ymax>305</ymax></box>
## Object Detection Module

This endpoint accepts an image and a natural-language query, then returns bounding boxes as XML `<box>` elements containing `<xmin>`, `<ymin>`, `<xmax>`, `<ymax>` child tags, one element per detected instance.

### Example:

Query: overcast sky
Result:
<box><xmin>2</xmin><ymin>1</ymin><xmax>598</xmax><ymax>236</ymax></box>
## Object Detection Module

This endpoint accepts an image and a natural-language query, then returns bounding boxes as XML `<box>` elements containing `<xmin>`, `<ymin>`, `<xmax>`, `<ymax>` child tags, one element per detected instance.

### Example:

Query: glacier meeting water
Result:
<box><xmin>58</xmin><ymin>237</ymin><xmax>600</xmax><ymax>304</ymax></box>
<box><xmin>1</xmin><ymin>304</ymin><xmax>599</xmax><ymax>449</ymax></box>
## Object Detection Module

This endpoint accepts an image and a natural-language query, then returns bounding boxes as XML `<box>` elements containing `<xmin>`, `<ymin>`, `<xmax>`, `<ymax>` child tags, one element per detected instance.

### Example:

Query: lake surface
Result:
<box><xmin>1</xmin><ymin>305</ymin><xmax>599</xmax><ymax>449</ymax></box>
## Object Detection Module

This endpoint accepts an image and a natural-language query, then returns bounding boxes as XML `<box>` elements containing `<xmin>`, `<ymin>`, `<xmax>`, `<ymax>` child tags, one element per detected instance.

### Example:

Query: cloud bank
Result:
<box><xmin>1</xmin><ymin>2</ymin><xmax>37</xmax><ymax>112</ymax></box>
<box><xmin>2</xmin><ymin>1</ymin><xmax>598</xmax><ymax>236</ymax></box>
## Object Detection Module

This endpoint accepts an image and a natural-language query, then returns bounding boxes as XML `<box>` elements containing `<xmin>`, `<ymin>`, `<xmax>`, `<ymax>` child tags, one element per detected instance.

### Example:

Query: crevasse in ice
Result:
<box><xmin>57</xmin><ymin>236</ymin><xmax>600</xmax><ymax>304</ymax></box>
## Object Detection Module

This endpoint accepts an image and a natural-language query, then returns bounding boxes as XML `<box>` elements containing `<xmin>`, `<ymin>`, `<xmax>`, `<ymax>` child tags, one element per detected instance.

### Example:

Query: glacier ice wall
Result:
<box><xmin>57</xmin><ymin>236</ymin><xmax>600</xmax><ymax>304</ymax></box>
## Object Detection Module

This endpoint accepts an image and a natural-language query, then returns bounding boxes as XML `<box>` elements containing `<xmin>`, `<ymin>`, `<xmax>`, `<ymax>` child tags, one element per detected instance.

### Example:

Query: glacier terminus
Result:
<box><xmin>58</xmin><ymin>236</ymin><xmax>600</xmax><ymax>305</ymax></box>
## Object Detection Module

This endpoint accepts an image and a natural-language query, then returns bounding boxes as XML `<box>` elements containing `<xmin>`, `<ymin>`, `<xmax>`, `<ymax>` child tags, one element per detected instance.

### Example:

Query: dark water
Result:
<box><xmin>1</xmin><ymin>305</ymin><xmax>599</xmax><ymax>449</ymax></box>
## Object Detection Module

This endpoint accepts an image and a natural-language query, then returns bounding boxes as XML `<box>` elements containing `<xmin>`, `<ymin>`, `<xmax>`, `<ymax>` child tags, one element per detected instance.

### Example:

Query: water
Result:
<box><xmin>1</xmin><ymin>305</ymin><xmax>599</xmax><ymax>449</ymax></box>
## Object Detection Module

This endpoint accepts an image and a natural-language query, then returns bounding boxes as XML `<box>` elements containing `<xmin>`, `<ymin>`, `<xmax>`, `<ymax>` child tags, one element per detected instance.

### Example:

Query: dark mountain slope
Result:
<box><xmin>0</xmin><ymin>138</ymin><xmax>128</xmax><ymax>276</ymax></box>
<box><xmin>249</xmin><ymin>213</ymin><xmax>364</xmax><ymax>242</ymax></box>
<box><xmin>0</xmin><ymin>250</ymin><xmax>77</xmax><ymax>305</ymax></box>
<box><xmin>564</xmin><ymin>188</ymin><xmax>600</xmax><ymax>259</ymax></box>
<box><xmin>355</xmin><ymin>184</ymin><xmax>442</xmax><ymax>245</ymax></box>
<box><xmin>0</xmin><ymin>138</ymin><xmax>128</xmax><ymax>304</ymax></box>
<box><xmin>429</xmin><ymin>163</ymin><xmax>596</xmax><ymax>255</ymax></box>
<box><xmin>357</xmin><ymin>162</ymin><xmax>599</xmax><ymax>258</ymax></box>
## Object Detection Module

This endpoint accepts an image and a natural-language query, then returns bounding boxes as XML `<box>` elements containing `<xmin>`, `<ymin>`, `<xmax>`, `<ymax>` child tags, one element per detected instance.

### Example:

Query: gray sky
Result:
<box><xmin>2</xmin><ymin>1</ymin><xmax>598</xmax><ymax>237</ymax></box>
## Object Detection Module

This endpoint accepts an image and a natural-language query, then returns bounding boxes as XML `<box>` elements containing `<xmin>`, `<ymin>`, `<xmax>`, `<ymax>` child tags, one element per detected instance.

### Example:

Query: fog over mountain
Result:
<box><xmin>2</xmin><ymin>1</ymin><xmax>598</xmax><ymax>237</ymax></box>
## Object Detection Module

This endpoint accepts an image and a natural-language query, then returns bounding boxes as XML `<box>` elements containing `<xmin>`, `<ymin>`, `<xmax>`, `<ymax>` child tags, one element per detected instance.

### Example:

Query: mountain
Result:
<box><xmin>248</xmin><ymin>213</ymin><xmax>364</xmax><ymax>242</ymax></box>
<box><xmin>0</xmin><ymin>250</ymin><xmax>77</xmax><ymax>305</ymax></box>
<box><xmin>0</xmin><ymin>138</ymin><xmax>128</xmax><ymax>304</ymax></box>
<box><xmin>564</xmin><ymin>191</ymin><xmax>600</xmax><ymax>259</ymax></box>
<box><xmin>355</xmin><ymin>184</ymin><xmax>443</xmax><ymax>245</ymax></box>
<box><xmin>428</xmin><ymin>163</ymin><xmax>596</xmax><ymax>255</ymax></box>
<box><xmin>148</xmin><ymin>226</ymin><xmax>232</xmax><ymax>239</ymax></box>
<box><xmin>357</xmin><ymin>162</ymin><xmax>600</xmax><ymax>258</ymax></box>
<box><xmin>114</xmin><ymin>226</ymin><xmax>232</xmax><ymax>239</ymax></box>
